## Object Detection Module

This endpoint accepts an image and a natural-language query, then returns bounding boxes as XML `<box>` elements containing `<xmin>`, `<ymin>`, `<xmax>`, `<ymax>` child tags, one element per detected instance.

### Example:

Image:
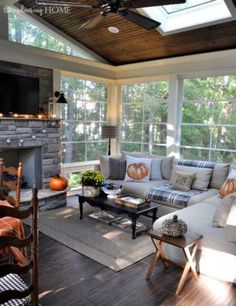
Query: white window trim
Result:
<box><xmin>61</xmin><ymin>160</ymin><xmax>99</xmax><ymax>177</ymax></box>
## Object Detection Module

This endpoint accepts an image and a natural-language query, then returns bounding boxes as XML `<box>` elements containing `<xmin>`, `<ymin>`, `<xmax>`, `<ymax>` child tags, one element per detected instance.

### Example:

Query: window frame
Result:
<box><xmin>120</xmin><ymin>80</ymin><xmax>169</xmax><ymax>155</ymax></box>
<box><xmin>180</xmin><ymin>76</ymin><xmax>236</xmax><ymax>162</ymax></box>
<box><xmin>60</xmin><ymin>73</ymin><xmax>109</xmax><ymax>164</ymax></box>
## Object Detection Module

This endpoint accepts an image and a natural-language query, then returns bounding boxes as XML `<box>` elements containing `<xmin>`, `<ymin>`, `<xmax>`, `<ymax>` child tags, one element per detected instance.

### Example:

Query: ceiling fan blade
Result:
<box><xmin>127</xmin><ymin>0</ymin><xmax>186</xmax><ymax>8</ymax></box>
<box><xmin>79</xmin><ymin>14</ymin><xmax>104</xmax><ymax>30</ymax></box>
<box><xmin>35</xmin><ymin>0</ymin><xmax>94</xmax><ymax>8</ymax></box>
<box><xmin>119</xmin><ymin>9</ymin><xmax>161</xmax><ymax>29</ymax></box>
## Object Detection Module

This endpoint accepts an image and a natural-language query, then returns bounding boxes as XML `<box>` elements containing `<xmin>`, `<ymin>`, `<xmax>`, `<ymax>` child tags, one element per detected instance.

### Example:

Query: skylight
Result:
<box><xmin>163</xmin><ymin>0</ymin><xmax>215</xmax><ymax>14</ymax></box>
<box><xmin>141</xmin><ymin>0</ymin><xmax>233</xmax><ymax>35</ymax></box>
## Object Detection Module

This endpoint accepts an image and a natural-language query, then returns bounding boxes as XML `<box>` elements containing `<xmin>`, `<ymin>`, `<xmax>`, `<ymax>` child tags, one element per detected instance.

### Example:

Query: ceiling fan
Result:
<box><xmin>35</xmin><ymin>0</ymin><xmax>187</xmax><ymax>30</ymax></box>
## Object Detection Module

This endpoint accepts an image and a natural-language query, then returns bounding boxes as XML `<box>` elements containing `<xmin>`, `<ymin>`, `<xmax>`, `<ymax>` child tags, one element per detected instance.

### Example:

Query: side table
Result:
<box><xmin>146</xmin><ymin>230</ymin><xmax>203</xmax><ymax>294</ymax></box>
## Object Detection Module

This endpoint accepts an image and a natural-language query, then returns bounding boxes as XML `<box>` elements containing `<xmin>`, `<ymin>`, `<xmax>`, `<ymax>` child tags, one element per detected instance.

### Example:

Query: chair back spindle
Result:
<box><xmin>0</xmin><ymin>158</ymin><xmax>23</xmax><ymax>208</ymax></box>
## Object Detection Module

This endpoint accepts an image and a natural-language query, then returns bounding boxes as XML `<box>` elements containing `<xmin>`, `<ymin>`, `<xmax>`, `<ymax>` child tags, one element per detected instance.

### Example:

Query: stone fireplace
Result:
<box><xmin>0</xmin><ymin>117</ymin><xmax>66</xmax><ymax>210</ymax></box>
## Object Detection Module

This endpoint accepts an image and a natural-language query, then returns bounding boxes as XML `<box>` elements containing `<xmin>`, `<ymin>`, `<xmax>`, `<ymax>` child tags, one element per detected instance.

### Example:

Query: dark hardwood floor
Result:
<box><xmin>38</xmin><ymin>233</ymin><xmax>236</xmax><ymax>306</ymax></box>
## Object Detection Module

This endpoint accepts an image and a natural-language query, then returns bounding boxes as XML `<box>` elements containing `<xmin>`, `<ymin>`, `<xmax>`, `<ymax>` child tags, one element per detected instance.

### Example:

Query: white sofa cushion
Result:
<box><xmin>212</xmin><ymin>192</ymin><xmax>236</xmax><ymax>227</ymax></box>
<box><xmin>122</xmin><ymin>180</ymin><xmax>167</xmax><ymax>198</ymax></box>
<box><xmin>225</xmin><ymin>201</ymin><xmax>236</xmax><ymax>242</ymax></box>
<box><xmin>210</xmin><ymin>163</ymin><xmax>230</xmax><ymax>189</ymax></box>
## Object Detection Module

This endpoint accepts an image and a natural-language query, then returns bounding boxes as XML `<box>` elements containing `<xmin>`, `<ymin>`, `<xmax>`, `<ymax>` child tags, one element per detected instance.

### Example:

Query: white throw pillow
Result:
<box><xmin>149</xmin><ymin>154</ymin><xmax>173</xmax><ymax>180</ymax></box>
<box><xmin>100</xmin><ymin>155</ymin><xmax>122</xmax><ymax>179</ymax></box>
<box><xmin>227</xmin><ymin>169</ymin><xmax>236</xmax><ymax>179</ymax></box>
<box><xmin>212</xmin><ymin>192</ymin><xmax>236</xmax><ymax>227</ymax></box>
<box><xmin>225</xmin><ymin>201</ymin><xmax>236</xmax><ymax>242</ymax></box>
<box><xmin>124</xmin><ymin>155</ymin><xmax>151</xmax><ymax>182</ymax></box>
<box><xmin>171</xmin><ymin>165</ymin><xmax>213</xmax><ymax>191</ymax></box>
<box><xmin>99</xmin><ymin>155</ymin><xmax>110</xmax><ymax>179</ymax></box>
<box><xmin>150</xmin><ymin>158</ymin><xmax>162</xmax><ymax>180</ymax></box>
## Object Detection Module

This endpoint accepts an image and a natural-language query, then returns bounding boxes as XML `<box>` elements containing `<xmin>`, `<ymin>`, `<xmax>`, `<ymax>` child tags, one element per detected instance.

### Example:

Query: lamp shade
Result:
<box><xmin>101</xmin><ymin>125</ymin><xmax>118</xmax><ymax>139</ymax></box>
<box><xmin>54</xmin><ymin>91</ymin><xmax>68</xmax><ymax>104</ymax></box>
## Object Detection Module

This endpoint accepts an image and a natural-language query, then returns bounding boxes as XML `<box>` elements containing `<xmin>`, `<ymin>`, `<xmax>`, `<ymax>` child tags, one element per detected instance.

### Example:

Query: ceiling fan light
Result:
<box><xmin>108</xmin><ymin>26</ymin><xmax>119</xmax><ymax>33</ymax></box>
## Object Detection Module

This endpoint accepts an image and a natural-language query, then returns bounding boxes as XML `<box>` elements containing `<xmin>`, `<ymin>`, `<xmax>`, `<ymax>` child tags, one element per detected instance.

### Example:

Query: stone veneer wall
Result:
<box><xmin>0</xmin><ymin>118</ymin><xmax>61</xmax><ymax>188</ymax></box>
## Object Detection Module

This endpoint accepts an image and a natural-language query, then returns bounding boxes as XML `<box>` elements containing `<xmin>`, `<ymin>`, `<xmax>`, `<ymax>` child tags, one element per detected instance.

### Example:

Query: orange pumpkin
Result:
<box><xmin>49</xmin><ymin>175</ymin><xmax>68</xmax><ymax>191</ymax></box>
<box><xmin>127</xmin><ymin>163</ymin><xmax>149</xmax><ymax>180</ymax></box>
<box><xmin>219</xmin><ymin>179</ymin><xmax>236</xmax><ymax>197</ymax></box>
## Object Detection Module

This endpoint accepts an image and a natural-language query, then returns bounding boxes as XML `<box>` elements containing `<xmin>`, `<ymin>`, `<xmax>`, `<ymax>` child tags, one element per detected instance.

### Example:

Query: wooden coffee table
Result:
<box><xmin>76</xmin><ymin>194</ymin><xmax>160</xmax><ymax>239</ymax></box>
<box><xmin>146</xmin><ymin>230</ymin><xmax>203</xmax><ymax>294</ymax></box>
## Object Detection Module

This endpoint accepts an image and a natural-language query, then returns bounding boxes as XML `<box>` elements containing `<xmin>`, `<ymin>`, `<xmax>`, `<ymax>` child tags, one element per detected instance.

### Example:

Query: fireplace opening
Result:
<box><xmin>0</xmin><ymin>147</ymin><xmax>42</xmax><ymax>189</ymax></box>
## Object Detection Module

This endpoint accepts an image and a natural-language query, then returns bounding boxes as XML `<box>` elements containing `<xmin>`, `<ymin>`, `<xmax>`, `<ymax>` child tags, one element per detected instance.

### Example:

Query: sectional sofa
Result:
<box><xmin>99</xmin><ymin>152</ymin><xmax>236</xmax><ymax>283</ymax></box>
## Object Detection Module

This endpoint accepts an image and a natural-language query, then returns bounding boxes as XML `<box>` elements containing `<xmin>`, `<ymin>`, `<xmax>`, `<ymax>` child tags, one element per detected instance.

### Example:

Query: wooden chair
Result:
<box><xmin>0</xmin><ymin>158</ymin><xmax>23</xmax><ymax>208</ymax></box>
<box><xmin>0</xmin><ymin>187</ymin><xmax>39</xmax><ymax>306</ymax></box>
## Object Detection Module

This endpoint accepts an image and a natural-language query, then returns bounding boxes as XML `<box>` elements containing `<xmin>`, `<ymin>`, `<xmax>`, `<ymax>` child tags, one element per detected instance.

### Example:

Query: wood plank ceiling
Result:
<box><xmin>19</xmin><ymin>0</ymin><xmax>236</xmax><ymax>65</ymax></box>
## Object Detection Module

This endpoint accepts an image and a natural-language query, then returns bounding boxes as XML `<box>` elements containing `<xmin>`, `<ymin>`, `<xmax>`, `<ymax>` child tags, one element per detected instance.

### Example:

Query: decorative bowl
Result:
<box><xmin>101</xmin><ymin>184</ymin><xmax>122</xmax><ymax>197</ymax></box>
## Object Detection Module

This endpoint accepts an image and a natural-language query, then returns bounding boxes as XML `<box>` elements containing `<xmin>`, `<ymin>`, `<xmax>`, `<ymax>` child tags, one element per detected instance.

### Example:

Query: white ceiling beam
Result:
<box><xmin>114</xmin><ymin>49</ymin><xmax>236</xmax><ymax>82</ymax></box>
<box><xmin>12</xmin><ymin>2</ymin><xmax>108</xmax><ymax>63</ymax></box>
<box><xmin>0</xmin><ymin>39</ymin><xmax>115</xmax><ymax>80</ymax></box>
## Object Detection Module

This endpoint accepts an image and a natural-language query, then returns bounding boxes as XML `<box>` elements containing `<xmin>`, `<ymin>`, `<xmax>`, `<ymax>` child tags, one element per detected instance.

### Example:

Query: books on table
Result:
<box><xmin>89</xmin><ymin>211</ymin><xmax>122</xmax><ymax>224</ymax></box>
<box><xmin>114</xmin><ymin>195</ymin><xmax>149</xmax><ymax>209</ymax></box>
<box><xmin>89</xmin><ymin>212</ymin><xmax>146</xmax><ymax>232</ymax></box>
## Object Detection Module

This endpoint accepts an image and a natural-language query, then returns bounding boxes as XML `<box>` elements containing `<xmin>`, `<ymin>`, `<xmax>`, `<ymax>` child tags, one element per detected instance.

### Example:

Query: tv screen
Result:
<box><xmin>0</xmin><ymin>72</ymin><xmax>39</xmax><ymax>115</ymax></box>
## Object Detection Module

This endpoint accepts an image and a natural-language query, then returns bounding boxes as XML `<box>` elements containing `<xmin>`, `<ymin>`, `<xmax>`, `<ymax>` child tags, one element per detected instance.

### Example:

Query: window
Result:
<box><xmin>180</xmin><ymin>76</ymin><xmax>236</xmax><ymax>163</ymax></box>
<box><xmin>60</xmin><ymin>76</ymin><xmax>108</xmax><ymax>163</ymax></box>
<box><xmin>141</xmin><ymin>0</ymin><xmax>232</xmax><ymax>34</ymax></box>
<box><xmin>7</xmin><ymin>6</ymin><xmax>95</xmax><ymax>60</ymax></box>
<box><xmin>120</xmin><ymin>81</ymin><xmax>169</xmax><ymax>156</ymax></box>
<box><xmin>163</xmin><ymin>0</ymin><xmax>215</xmax><ymax>14</ymax></box>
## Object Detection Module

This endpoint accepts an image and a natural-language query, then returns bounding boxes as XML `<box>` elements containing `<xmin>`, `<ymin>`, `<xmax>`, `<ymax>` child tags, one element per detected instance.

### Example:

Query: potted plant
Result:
<box><xmin>79</xmin><ymin>170</ymin><xmax>104</xmax><ymax>197</ymax></box>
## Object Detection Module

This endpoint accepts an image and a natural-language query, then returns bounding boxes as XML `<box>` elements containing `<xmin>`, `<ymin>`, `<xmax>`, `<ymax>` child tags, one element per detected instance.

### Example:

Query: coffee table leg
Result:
<box><xmin>79</xmin><ymin>201</ymin><xmax>84</xmax><ymax>219</ymax></box>
<box><xmin>152</xmin><ymin>207</ymin><xmax>157</xmax><ymax>224</ymax></box>
<box><xmin>131</xmin><ymin>217</ymin><xmax>137</xmax><ymax>239</ymax></box>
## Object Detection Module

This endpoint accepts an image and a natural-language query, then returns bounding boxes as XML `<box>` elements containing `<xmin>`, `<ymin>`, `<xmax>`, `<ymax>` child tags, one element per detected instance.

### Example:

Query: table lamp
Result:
<box><xmin>102</xmin><ymin>125</ymin><xmax>118</xmax><ymax>155</ymax></box>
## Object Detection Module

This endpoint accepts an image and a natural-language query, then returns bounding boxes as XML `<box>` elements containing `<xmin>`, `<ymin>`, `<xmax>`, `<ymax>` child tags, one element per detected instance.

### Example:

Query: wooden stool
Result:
<box><xmin>146</xmin><ymin>230</ymin><xmax>202</xmax><ymax>295</ymax></box>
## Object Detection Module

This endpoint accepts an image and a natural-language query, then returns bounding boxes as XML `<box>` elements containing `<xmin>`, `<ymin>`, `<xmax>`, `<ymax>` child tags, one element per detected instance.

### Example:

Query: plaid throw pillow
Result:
<box><xmin>109</xmin><ymin>157</ymin><xmax>127</xmax><ymax>180</ymax></box>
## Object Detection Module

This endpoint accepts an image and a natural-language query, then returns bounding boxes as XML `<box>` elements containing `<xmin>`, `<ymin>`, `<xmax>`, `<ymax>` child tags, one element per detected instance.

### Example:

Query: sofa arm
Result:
<box><xmin>225</xmin><ymin>200</ymin><xmax>236</xmax><ymax>242</ymax></box>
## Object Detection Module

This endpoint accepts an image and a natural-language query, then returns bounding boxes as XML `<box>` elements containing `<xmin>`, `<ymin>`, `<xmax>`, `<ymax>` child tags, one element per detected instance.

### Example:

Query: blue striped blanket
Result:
<box><xmin>148</xmin><ymin>184</ymin><xmax>202</xmax><ymax>208</ymax></box>
<box><xmin>178</xmin><ymin>159</ymin><xmax>215</xmax><ymax>169</ymax></box>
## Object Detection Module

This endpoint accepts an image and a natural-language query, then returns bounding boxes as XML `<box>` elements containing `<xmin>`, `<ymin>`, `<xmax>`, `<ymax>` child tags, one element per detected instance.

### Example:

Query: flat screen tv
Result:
<box><xmin>0</xmin><ymin>72</ymin><xmax>39</xmax><ymax>115</ymax></box>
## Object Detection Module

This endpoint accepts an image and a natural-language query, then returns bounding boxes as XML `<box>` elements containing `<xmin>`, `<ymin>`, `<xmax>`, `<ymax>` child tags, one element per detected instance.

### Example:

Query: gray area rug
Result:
<box><xmin>36</xmin><ymin>204</ymin><xmax>155</xmax><ymax>271</ymax></box>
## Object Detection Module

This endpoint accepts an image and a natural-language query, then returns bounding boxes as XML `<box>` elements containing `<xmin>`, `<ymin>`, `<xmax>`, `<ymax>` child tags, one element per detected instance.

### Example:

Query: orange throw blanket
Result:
<box><xmin>0</xmin><ymin>201</ymin><xmax>27</xmax><ymax>266</ymax></box>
